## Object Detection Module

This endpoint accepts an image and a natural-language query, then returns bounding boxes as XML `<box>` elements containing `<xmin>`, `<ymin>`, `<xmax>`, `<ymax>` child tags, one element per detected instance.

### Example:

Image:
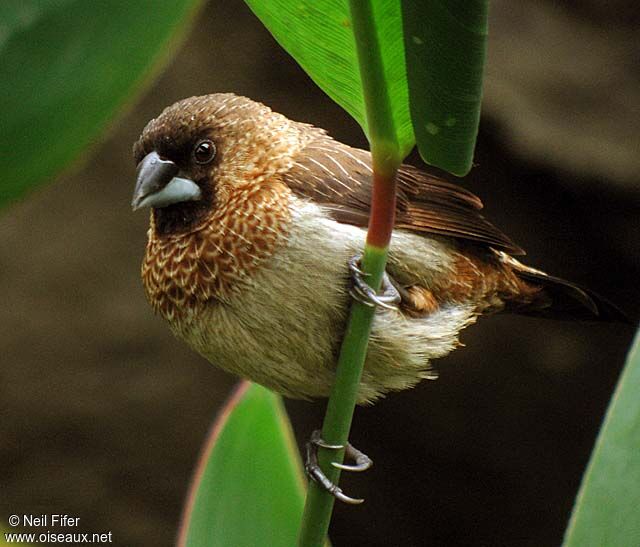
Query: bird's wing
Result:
<box><xmin>284</xmin><ymin>137</ymin><xmax>524</xmax><ymax>254</ymax></box>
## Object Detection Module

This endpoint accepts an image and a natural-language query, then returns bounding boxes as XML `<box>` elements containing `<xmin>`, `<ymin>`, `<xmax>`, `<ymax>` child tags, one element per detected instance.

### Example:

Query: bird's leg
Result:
<box><xmin>305</xmin><ymin>429</ymin><xmax>373</xmax><ymax>505</ymax></box>
<box><xmin>348</xmin><ymin>254</ymin><xmax>401</xmax><ymax>310</ymax></box>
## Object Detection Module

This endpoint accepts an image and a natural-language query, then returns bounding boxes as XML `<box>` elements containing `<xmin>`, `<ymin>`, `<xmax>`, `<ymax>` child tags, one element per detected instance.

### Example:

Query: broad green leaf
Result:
<box><xmin>178</xmin><ymin>382</ymin><xmax>307</xmax><ymax>547</ymax></box>
<box><xmin>244</xmin><ymin>0</ymin><xmax>414</xmax><ymax>158</ymax></box>
<box><xmin>402</xmin><ymin>0</ymin><xmax>489</xmax><ymax>175</ymax></box>
<box><xmin>563</xmin><ymin>329</ymin><xmax>640</xmax><ymax>547</ymax></box>
<box><xmin>0</xmin><ymin>0</ymin><xmax>203</xmax><ymax>208</ymax></box>
<box><xmin>245</xmin><ymin>0</ymin><xmax>489</xmax><ymax>175</ymax></box>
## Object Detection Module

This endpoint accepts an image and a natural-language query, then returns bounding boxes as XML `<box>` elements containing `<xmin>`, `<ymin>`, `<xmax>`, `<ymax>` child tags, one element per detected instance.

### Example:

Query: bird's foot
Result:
<box><xmin>348</xmin><ymin>255</ymin><xmax>401</xmax><ymax>310</ymax></box>
<box><xmin>305</xmin><ymin>429</ymin><xmax>372</xmax><ymax>505</ymax></box>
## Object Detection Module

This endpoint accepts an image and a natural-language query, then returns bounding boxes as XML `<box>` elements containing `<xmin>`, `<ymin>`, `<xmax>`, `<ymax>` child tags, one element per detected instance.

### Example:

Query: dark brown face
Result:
<box><xmin>131</xmin><ymin>96</ymin><xmax>230</xmax><ymax>236</ymax></box>
<box><xmin>132</xmin><ymin>93</ymin><xmax>307</xmax><ymax>236</ymax></box>
<box><xmin>132</xmin><ymin>110</ymin><xmax>220</xmax><ymax>184</ymax></box>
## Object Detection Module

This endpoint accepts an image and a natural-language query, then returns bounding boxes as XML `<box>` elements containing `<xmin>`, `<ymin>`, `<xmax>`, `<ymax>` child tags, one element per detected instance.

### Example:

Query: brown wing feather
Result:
<box><xmin>284</xmin><ymin>135</ymin><xmax>524</xmax><ymax>255</ymax></box>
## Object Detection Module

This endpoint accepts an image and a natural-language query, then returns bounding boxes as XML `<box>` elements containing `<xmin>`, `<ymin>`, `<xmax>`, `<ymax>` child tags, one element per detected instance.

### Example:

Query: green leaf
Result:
<box><xmin>243</xmin><ymin>0</ymin><xmax>414</xmax><ymax>158</ymax></box>
<box><xmin>402</xmin><ymin>0</ymin><xmax>489</xmax><ymax>175</ymax></box>
<box><xmin>563</xmin><ymin>329</ymin><xmax>640</xmax><ymax>547</ymax></box>
<box><xmin>245</xmin><ymin>0</ymin><xmax>489</xmax><ymax>175</ymax></box>
<box><xmin>0</xmin><ymin>0</ymin><xmax>203</xmax><ymax>209</ymax></box>
<box><xmin>178</xmin><ymin>382</ymin><xmax>307</xmax><ymax>547</ymax></box>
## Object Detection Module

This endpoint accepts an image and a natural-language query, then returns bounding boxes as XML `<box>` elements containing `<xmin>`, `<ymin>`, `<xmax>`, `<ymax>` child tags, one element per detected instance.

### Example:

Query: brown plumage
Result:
<box><xmin>284</xmin><ymin>135</ymin><xmax>523</xmax><ymax>254</ymax></box>
<box><xmin>132</xmin><ymin>93</ymin><xmax>624</xmax><ymax>403</ymax></box>
<box><xmin>141</xmin><ymin>180</ymin><xmax>293</xmax><ymax>320</ymax></box>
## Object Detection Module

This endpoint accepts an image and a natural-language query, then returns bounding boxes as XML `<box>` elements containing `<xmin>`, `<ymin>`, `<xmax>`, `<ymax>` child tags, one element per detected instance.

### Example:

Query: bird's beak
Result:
<box><xmin>131</xmin><ymin>151</ymin><xmax>202</xmax><ymax>211</ymax></box>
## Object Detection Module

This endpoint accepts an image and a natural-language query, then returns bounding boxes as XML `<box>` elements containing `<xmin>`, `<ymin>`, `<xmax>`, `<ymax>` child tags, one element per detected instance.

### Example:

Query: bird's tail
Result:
<box><xmin>496</xmin><ymin>252</ymin><xmax>629</xmax><ymax>323</ymax></box>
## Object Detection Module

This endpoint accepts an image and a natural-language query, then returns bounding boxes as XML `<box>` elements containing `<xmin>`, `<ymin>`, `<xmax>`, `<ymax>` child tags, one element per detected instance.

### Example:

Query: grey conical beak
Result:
<box><xmin>131</xmin><ymin>151</ymin><xmax>202</xmax><ymax>211</ymax></box>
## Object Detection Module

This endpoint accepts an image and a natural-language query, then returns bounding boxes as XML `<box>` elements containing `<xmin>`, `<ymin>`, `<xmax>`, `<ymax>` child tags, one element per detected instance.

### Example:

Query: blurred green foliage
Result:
<box><xmin>563</xmin><ymin>330</ymin><xmax>640</xmax><ymax>546</ymax></box>
<box><xmin>178</xmin><ymin>382</ymin><xmax>306</xmax><ymax>547</ymax></box>
<box><xmin>0</xmin><ymin>0</ymin><xmax>202</xmax><ymax>208</ymax></box>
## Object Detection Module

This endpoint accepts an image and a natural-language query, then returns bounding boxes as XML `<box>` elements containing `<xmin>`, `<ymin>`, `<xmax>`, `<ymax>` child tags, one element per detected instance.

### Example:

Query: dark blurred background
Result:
<box><xmin>1</xmin><ymin>1</ymin><xmax>638</xmax><ymax>545</ymax></box>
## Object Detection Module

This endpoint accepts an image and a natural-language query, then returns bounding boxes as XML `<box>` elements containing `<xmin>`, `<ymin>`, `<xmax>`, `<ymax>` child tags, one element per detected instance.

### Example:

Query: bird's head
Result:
<box><xmin>132</xmin><ymin>93</ymin><xmax>313</xmax><ymax>235</ymax></box>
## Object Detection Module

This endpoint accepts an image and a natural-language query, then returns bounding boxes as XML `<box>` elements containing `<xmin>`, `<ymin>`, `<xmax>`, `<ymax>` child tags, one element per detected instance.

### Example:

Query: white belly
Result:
<box><xmin>174</xmin><ymin>198</ymin><xmax>476</xmax><ymax>403</ymax></box>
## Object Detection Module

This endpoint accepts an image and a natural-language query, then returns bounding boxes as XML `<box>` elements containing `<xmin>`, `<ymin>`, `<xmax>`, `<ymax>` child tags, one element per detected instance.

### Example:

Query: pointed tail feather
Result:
<box><xmin>514</xmin><ymin>269</ymin><xmax>630</xmax><ymax>323</ymax></box>
<box><xmin>495</xmin><ymin>251</ymin><xmax>630</xmax><ymax>323</ymax></box>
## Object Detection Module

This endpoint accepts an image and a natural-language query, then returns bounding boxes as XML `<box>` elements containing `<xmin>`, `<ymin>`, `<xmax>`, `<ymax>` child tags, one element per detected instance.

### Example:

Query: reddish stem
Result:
<box><xmin>366</xmin><ymin>170</ymin><xmax>397</xmax><ymax>249</ymax></box>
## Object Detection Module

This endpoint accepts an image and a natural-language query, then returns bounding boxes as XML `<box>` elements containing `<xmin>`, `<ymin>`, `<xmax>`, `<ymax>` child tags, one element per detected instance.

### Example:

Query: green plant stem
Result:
<box><xmin>350</xmin><ymin>0</ymin><xmax>400</xmax><ymax>177</ymax></box>
<box><xmin>297</xmin><ymin>2</ymin><xmax>403</xmax><ymax>546</ymax></box>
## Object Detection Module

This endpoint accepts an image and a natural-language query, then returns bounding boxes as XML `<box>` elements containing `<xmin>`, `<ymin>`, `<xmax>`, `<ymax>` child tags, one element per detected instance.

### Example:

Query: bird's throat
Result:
<box><xmin>142</xmin><ymin>182</ymin><xmax>293</xmax><ymax>322</ymax></box>
<box><xmin>152</xmin><ymin>183</ymin><xmax>214</xmax><ymax>237</ymax></box>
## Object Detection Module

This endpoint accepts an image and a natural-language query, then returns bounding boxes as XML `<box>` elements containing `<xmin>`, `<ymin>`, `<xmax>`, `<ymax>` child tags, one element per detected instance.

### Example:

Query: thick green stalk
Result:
<box><xmin>297</xmin><ymin>2</ymin><xmax>403</xmax><ymax>546</ymax></box>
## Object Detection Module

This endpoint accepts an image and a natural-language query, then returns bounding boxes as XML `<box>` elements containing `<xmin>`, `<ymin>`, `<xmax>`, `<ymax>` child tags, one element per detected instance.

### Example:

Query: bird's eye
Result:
<box><xmin>193</xmin><ymin>140</ymin><xmax>216</xmax><ymax>164</ymax></box>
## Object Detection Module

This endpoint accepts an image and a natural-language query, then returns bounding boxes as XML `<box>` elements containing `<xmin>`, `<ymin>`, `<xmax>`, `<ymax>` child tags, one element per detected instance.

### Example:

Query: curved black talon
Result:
<box><xmin>305</xmin><ymin>430</ymin><xmax>372</xmax><ymax>505</ymax></box>
<box><xmin>348</xmin><ymin>256</ymin><xmax>368</xmax><ymax>277</ymax></box>
<box><xmin>348</xmin><ymin>255</ymin><xmax>401</xmax><ymax>311</ymax></box>
<box><xmin>332</xmin><ymin>443</ymin><xmax>373</xmax><ymax>472</ymax></box>
<box><xmin>309</xmin><ymin>430</ymin><xmax>344</xmax><ymax>450</ymax></box>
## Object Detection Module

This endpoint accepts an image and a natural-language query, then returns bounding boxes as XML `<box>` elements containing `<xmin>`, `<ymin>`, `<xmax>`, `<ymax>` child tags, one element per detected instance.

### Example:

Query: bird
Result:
<box><xmin>131</xmin><ymin>93</ymin><xmax>625</xmax><ymax>406</ymax></box>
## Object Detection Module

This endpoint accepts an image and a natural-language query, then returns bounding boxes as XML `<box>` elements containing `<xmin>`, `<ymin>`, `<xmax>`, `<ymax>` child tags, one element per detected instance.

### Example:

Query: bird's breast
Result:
<box><xmin>141</xmin><ymin>181</ymin><xmax>293</xmax><ymax>323</ymax></box>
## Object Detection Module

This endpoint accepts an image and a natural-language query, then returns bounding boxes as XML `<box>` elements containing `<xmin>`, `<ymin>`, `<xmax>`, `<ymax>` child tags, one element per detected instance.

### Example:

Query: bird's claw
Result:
<box><xmin>305</xmin><ymin>429</ymin><xmax>372</xmax><ymax>505</ymax></box>
<box><xmin>348</xmin><ymin>255</ymin><xmax>401</xmax><ymax>311</ymax></box>
<box><xmin>331</xmin><ymin>443</ymin><xmax>373</xmax><ymax>472</ymax></box>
